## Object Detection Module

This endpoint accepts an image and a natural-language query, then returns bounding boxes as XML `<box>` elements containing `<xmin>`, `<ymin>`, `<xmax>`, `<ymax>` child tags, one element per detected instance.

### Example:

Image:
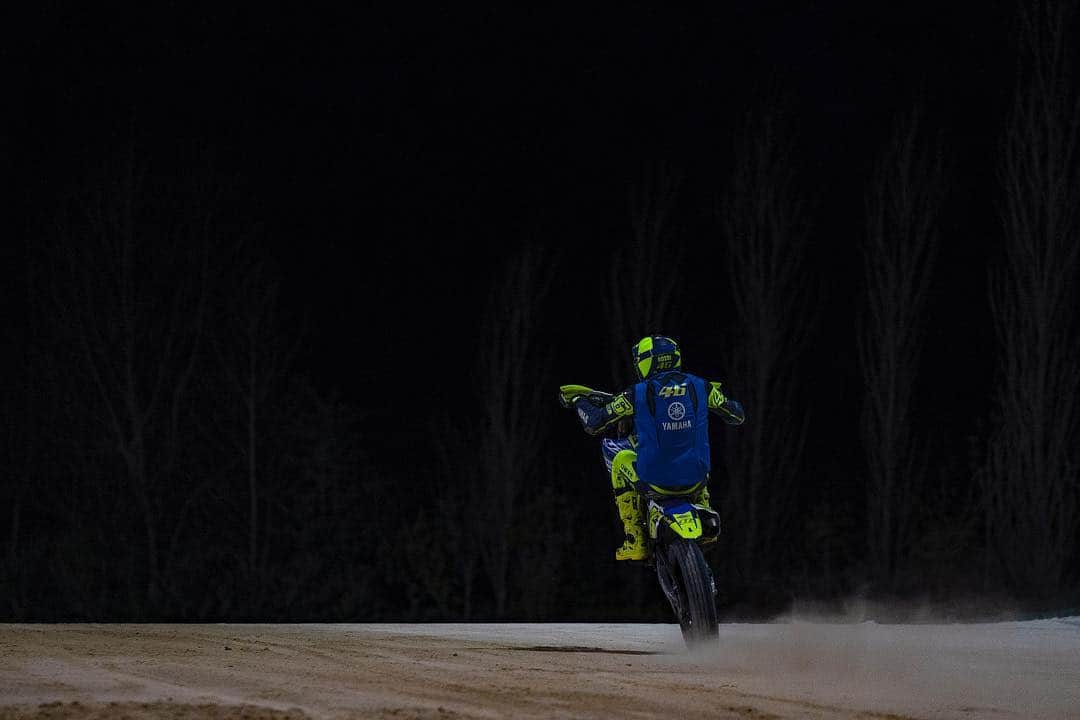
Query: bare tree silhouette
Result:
<box><xmin>475</xmin><ymin>247</ymin><xmax>556</xmax><ymax>619</ymax></box>
<box><xmin>426</xmin><ymin>414</ymin><xmax>486</xmax><ymax>619</ymax></box>
<box><xmin>718</xmin><ymin>105</ymin><xmax>813</xmax><ymax>589</ymax></box>
<box><xmin>858</xmin><ymin>106</ymin><xmax>945</xmax><ymax>592</ymax></box>
<box><xmin>426</xmin><ymin>381</ymin><xmax>570</xmax><ymax>620</ymax></box>
<box><xmin>982</xmin><ymin>0</ymin><xmax>1080</xmax><ymax>599</ymax></box>
<box><xmin>271</xmin><ymin>388</ymin><xmax>369</xmax><ymax>618</ymax></box>
<box><xmin>214</xmin><ymin>256</ymin><xmax>299</xmax><ymax>596</ymax></box>
<box><xmin>2</xmin><ymin>218</ymin><xmax>38</xmax><ymax>617</ymax></box>
<box><xmin>45</xmin><ymin>150</ymin><xmax>216</xmax><ymax>609</ymax></box>
<box><xmin>605</xmin><ymin>161</ymin><xmax>684</xmax><ymax>386</ymax></box>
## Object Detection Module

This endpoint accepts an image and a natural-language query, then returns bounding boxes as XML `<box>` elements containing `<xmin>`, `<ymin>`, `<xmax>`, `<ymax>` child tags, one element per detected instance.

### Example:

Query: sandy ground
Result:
<box><xmin>1</xmin><ymin>621</ymin><xmax>1079</xmax><ymax>719</ymax></box>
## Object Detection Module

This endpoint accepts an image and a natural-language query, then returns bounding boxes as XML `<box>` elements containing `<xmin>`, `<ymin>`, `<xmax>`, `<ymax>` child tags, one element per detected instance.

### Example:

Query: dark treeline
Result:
<box><xmin>3</xmin><ymin>1</ymin><xmax>1080</xmax><ymax>621</ymax></box>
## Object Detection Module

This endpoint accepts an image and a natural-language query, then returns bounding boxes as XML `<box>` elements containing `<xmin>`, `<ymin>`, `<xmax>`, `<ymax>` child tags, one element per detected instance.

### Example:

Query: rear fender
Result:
<box><xmin>648</xmin><ymin>499</ymin><xmax>703</xmax><ymax>540</ymax></box>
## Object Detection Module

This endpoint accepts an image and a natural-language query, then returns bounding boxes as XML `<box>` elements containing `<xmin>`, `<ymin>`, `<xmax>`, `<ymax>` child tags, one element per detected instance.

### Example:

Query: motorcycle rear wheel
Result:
<box><xmin>665</xmin><ymin>538</ymin><xmax>718</xmax><ymax>649</ymax></box>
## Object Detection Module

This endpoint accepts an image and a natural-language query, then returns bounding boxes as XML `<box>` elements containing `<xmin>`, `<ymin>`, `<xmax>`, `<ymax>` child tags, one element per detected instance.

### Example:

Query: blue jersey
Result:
<box><xmin>566</xmin><ymin>373</ymin><xmax>745</xmax><ymax>486</ymax></box>
<box><xmin>633</xmin><ymin>371</ymin><xmax>711</xmax><ymax>489</ymax></box>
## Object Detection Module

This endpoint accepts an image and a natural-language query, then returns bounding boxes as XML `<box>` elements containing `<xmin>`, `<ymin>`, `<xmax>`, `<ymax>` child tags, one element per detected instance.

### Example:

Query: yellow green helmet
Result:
<box><xmin>631</xmin><ymin>335</ymin><xmax>681</xmax><ymax>380</ymax></box>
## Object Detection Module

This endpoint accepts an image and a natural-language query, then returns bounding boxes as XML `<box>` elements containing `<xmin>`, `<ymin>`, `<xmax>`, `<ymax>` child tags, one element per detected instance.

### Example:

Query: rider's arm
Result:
<box><xmin>707</xmin><ymin>381</ymin><xmax>746</xmax><ymax>425</ymax></box>
<box><xmin>571</xmin><ymin>391</ymin><xmax>635</xmax><ymax>436</ymax></box>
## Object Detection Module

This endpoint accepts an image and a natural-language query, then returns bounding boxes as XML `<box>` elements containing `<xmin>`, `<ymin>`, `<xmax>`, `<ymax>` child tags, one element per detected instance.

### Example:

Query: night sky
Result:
<box><xmin>9</xmin><ymin>3</ymin><xmax>1067</xmax><ymax>619</ymax></box>
<box><xmin>9</xmin><ymin>4</ymin><xmax>1011</xmax><ymax>396</ymax></box>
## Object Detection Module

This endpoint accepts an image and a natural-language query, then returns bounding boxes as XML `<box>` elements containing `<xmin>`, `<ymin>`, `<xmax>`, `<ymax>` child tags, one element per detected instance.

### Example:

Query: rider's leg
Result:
<box><xmin>688</xmin><ymin>475</ymin><xmax>720</xmax><ymax>544</ymax></box>
<box><xmin>690</xmin><ymin>475</ymin><xmax>711</xmax><ymax>510</ymax></box>
<box><xmin>609</xmin><ymin>448</ymin><xmax>648</xmax><ymax>561</ymax></box>
<box><xmin>601</xmin><ymin>437</ymin><xmax>648</xmax><ymax>560</ymax></box>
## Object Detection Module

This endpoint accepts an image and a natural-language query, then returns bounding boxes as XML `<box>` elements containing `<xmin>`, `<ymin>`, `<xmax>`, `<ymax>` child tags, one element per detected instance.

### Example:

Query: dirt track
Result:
<box><xmin>1</xmin><ymin>622</ymin><xmax>1078</xmax><ymax>719</ymax></box>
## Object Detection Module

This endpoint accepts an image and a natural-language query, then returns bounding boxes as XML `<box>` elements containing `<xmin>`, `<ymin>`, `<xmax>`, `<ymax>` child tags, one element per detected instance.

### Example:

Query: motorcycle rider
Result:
<box><xmin>559</xmin><ymin>335</ymin><xmax>745</xmax><ymax>561</ymax></box>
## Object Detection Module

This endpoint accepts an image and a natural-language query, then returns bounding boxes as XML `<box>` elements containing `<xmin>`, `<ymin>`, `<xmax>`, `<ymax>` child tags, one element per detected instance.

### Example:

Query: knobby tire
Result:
<box><xmin>667</xmin><ymin>537</ymin><xmax>718</xmax><ymax>649</ymax></box>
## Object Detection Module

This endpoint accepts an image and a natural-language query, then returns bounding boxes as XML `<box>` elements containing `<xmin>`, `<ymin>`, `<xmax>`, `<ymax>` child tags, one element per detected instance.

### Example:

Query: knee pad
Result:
<box><xmin>610</xmin><ymin>449</ymin><xmax>639</xmax><ymax>495</ymax></box>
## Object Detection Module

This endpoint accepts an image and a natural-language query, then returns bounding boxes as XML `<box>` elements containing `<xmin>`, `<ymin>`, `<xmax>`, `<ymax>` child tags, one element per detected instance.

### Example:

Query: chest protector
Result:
<box><xmin>633</xmin><ymin>371</ymin><xmax>711</xmax><ymax>488</ymax></box>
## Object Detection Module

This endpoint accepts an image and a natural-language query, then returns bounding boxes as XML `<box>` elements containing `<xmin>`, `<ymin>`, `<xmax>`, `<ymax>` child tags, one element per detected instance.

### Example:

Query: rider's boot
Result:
<box><xmin>690</xmin><ymin>480</ymin><xmax>721</xmax><ymax>545</ymax></box>
<box><xmin>614</xmin><ymin>491</ymin><xmax>647</xmax><ymax>561</ymax></box>
<box><xmin>611</xmin><ymin>449</ymin><xmax>648</xmax><ymax>561</ymax></box>
<box><xmin>691</xmin><ymin>482</ymin><xmax>712</xmax><ymax>510</ymax></box>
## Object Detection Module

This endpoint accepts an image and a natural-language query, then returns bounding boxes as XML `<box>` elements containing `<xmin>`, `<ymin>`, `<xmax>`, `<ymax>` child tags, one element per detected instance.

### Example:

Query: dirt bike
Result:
<box><xmin>562</xmin><ymin>385</ymin><xmax>722</xmax><ymax>650</ymax></box>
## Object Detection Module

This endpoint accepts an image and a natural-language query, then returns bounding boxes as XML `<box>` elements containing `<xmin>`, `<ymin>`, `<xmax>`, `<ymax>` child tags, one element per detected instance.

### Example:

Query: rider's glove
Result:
<box><xmin>708</xmin><ymin>381</ymin><xmax>727</xmax><ymax>407</ymax></box>
<box><xmin>558</xmin><ymin>384</ymin><xmax>594</xmax><ymax>409</ymax></box>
